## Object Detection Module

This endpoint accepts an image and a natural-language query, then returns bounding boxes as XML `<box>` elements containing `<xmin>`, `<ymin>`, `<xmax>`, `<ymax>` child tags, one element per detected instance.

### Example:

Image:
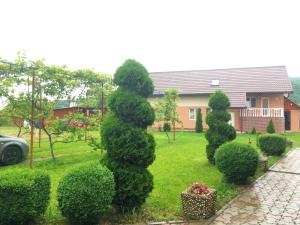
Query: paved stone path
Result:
<box><xmin>209</xmin><ymin>149</ymin><xmax>300</xmax><ymax>225</ymax></box>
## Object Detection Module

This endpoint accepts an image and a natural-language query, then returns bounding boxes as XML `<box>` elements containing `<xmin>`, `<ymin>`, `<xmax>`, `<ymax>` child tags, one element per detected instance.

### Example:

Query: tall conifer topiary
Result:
<box><xmin>195</xmin><ymin>108</ymin><xmax>203</xmax><ymax>133</ymax></box>
<box><xmin>205</xmin><ymin>91</ymin><xmax>236</xmax><ymax>164</ymax></box>
<box><xmin>101</xmin><ymin>59</ymin><xmax>156</xmax><ymax>211</ymax></box>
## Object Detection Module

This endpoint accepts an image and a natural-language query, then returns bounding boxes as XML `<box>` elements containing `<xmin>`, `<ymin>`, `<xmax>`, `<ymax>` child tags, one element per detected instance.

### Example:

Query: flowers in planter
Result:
<box><xmin>188</xmin><ymin>182</ymin><xmax>209</xmax><ymax>195</ymax></box>
<box><xmin>181</xmin><ymin>182</ymin><xmax>217</xmax><ymax>219</ymax></box>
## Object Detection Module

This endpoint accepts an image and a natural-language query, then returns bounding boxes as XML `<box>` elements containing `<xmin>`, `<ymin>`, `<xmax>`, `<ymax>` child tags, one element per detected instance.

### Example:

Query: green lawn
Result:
<box><xmin>0</xmin><ymin>126</ymin><xmax>299</xmax><ymax>224</ymax></box>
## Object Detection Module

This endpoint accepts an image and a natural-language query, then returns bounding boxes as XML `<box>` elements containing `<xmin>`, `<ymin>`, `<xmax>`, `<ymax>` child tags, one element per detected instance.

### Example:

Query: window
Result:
<box><xmin>246</xmin><ymin>97</ymin><xmax>256</xmax><ymax>108</ymax></box>
<box><xmin>211</xmin><ymin>79</ymin><xmax>219</xmax><ymax>86</ymax></box>
<box><xmin>189</xmin><ymin>108</ymin><xmax>196</xmax><ymax>120</ymax></box>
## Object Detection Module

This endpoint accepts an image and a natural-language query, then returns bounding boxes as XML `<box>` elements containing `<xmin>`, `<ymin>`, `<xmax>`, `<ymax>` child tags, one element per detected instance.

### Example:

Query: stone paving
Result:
<box><xmin>209</xmin><ymin>149</ymin><xmax>300</xmax><ymax>225</ymax></box>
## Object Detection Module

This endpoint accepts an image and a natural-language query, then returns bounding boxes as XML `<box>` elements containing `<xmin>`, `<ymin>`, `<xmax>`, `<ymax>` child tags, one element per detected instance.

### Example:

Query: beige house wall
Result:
<box><xmin>246</xmin><ymin>93</ymin><xmax>284</xmax><ymax>108</ymax></box>
<box><xmin>291</xmin><ymin>110</ymin><xmax>300</xmax><ymax>132</ymax></box>
<box><xmin>149</xmin><ymin>95</ymin><xmax>240</xmax><ymax>131</ymax></box>
<box><xmin>149</xmin><ymin>93</ymin><xmax>288</xmax><ymax>131</ymax></box>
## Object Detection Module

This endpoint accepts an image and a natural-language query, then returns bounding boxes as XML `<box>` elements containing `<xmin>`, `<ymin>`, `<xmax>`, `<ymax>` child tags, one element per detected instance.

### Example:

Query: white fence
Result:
<box><xmin>240</xmin><ymin>108</ymin><xmax>284</xmax><ymax>117</ymax></box>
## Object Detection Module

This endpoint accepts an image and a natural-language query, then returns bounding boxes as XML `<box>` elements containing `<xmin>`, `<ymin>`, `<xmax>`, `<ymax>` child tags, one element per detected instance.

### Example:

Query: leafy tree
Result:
<box><xmin>154</xmin><ymin>89</ymin><xmax>181</xmax><ymax>141</ymax></box>
<box><xmin>101</xmin><ymin>59</ymin><xmax>155</xmax><ymax>211</ymax></box>
<box><xmin>0</xmin><ymin>93</ymin><xmax>31</xmax><ymax>137</ymax></box>
<box><xmin>205</xmin><ymin>91</ymin><xmax>236</xmax><ymax>164</ymax></box>
<box><xmin>195</xmin><ymin>108</ymin><xmax>203</xmax><ymax>133</ymax></box>
<box><xmin>1</xmin><ymin>54</ymin><xmax>112</xmax><ymax>160</ymax></box>
<box><xmin>266</xmin><ymin>119</ymin><xmax>275</xmax><ymax>133</ymax></box>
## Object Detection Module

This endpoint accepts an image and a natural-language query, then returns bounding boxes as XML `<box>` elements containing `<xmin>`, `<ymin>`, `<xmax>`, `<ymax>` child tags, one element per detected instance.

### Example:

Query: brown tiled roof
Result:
<box><xmin>150</xmin><ymin>66</ymin><xmax>292</xmax><ymax>108</ymax></box>
<box><xmin>226</xmin><ymin>92</ymin><xmax>246</xmax><ymax>108</ymax></box>
<box><xmin>150</xmin><ymin>66</ymin><xmax>292</xmax><ymax>95</ymax></box>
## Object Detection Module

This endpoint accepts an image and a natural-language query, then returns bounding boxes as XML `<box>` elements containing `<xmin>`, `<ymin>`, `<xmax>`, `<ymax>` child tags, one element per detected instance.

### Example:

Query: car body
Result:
<box><xmin>0</xmin><ymin>135</ymin><xmax>29</xmax><ymax>165</ymax></box>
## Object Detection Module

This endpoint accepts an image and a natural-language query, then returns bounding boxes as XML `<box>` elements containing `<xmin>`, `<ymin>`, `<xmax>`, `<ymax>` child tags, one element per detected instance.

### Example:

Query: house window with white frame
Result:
<box><xmin>189</xmin><ymin>108</ymin><xmax>196</xmax><ymax>120</ymax></box>
<box><xmin>246</xmin><ymin>97</ymin><xmax>256</xmax><ymax>108</ymax></box>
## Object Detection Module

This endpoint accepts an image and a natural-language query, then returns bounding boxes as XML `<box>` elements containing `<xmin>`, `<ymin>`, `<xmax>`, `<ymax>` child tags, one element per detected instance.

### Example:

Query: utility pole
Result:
<box><xmin>101</xmin><ymin>82</ymin><xmax>104</xmax><ymax>116</ymax></box>
<box><xmin>39</xmin><ymin>78</ymin><xmax>42</xmax><ymax>148</ymax></box>
<box><xmin>173</xmin><ymin>96</ymin><xmax>176</xmax><ymax>141</ymax></box>
<box><xmin>30</xmin><ymin>70</ymin><xmax>35</xmax><ymax>169</ymax></box>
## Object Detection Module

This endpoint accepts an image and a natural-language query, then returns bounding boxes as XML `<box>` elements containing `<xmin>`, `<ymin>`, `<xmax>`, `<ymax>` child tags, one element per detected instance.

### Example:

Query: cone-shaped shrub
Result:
<box><xmin>266</xmin><ymin>119</ymin><xmax>275</xmax><ymax>133</ymax></box>
<box><xmin>101</xmin><ymin>59</ymin><xmax>156</xmax><ymax>211</ymax></box>
<box><xmin>195</xmin><ymin>108</ymin><xmax>203</xmax><ymax>133</ymax></box>
<box><xmin>205</xmin><ymin>91</ymin><xmax>236</xmax><ymax>164</ymax></box>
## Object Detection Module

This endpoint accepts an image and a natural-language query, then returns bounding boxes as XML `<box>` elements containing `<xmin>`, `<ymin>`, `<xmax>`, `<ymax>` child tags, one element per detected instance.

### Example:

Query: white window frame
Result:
<box><xmin>189</xmin><ymin>108</ymin><xmax>196</xmax><ymax>120</ymax></box>
<box><xmin>246</xmin><ymin>97</ymin><xmax>257</xmax><ymax>108</ymax></box>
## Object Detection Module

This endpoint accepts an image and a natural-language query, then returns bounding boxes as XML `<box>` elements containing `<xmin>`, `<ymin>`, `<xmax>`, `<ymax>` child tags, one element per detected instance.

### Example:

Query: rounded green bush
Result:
<box><xmin>57</xmin><ymin>163</ymin><xmax>115</xmax><ymax>225</ymax></box>
<box><xmin>102</xmin><ymin>114</ymin><xmax>155</xmax><ymax>168</ymax></box>
<box><xmin>0</xmin><ymin>169</ymin><xmax>50</xmax><ymax>225</ymax></box>
<box><xmin>114</xmin><ymin>59</ymin><xmax>154</xmax><ymax>97</ymax></box>
<box><xmin>109</xmin><ymin>89</ymin><xmax>155</xmax><ymax>128</ymax></box>
<box><xmin>163</xmin><ymin>122</ymin><xmax>171</xmax><ymax>132</ymax></box>
<box><xmin>208</xmin><ymin>91</ymin><xmax>230</xmax><ymax>111</ymax></box>
<box><xmin>215</xmin><ymin>142</ymin><xmax>259</xmax><ymax>184</ymax></box>
<box><xmin>258</xmin><ymin>134</ymin><xmax>286</xmax><ymax>156</ymax></box>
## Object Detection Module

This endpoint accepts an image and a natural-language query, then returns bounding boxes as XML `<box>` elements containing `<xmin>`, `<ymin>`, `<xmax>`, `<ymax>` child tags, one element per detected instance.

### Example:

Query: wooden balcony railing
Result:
<box><xmin>240</xmin><ymin>108</ymin><xmax>284</xmax><ymax>118</ymax></box>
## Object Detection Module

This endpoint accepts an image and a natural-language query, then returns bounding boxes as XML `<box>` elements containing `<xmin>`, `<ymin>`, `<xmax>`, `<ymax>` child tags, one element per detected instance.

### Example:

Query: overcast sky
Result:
<box><xmin>1</xmin><ymin>0</ymin><xmax>300</xmax><ymax>77</ymax></box>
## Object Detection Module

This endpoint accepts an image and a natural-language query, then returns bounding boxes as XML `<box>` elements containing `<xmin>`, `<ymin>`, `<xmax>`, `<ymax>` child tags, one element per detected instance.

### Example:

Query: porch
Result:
<box><xmin>240</xmin><ymin>108</ymin><xmax>284</xmax><ymax>118</ymax></box>
<box><xmin>239</xmin><ymin>108</ymin><xmax>284</xmax><ymax>133</ymax></box>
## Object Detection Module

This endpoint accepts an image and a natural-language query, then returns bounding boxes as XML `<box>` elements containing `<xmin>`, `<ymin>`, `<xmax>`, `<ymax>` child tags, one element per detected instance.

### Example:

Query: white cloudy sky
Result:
<box><xmin>1</xmin><ymin>0</ymin><xmax>300</xmax><ymax>77</ymax></box>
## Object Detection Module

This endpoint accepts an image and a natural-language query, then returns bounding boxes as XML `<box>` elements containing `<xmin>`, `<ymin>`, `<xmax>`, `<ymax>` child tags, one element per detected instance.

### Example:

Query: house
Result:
<box><xmin>149</xmin><ymin>66</ymin><xmax>300</xmax><ymax>133</ymax></box>
<box><xmin>53</xmin><ymin>106</ymin><xmax>97</xmax><ymax>119</ymax></box>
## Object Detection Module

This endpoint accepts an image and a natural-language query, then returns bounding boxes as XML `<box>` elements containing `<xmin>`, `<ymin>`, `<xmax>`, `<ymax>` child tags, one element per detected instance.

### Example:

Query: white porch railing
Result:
<box><xmin>240</xmin><ymin>108</ymin><xmax>284</xmax><ymax>117</ymax></box>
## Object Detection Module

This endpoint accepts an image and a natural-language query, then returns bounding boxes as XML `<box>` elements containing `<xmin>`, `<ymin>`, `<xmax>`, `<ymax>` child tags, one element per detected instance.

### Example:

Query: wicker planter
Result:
<box><xmin>181</xmin><ymin>188</ymin><xmax>217</xmax><ymax>219</ymax></box>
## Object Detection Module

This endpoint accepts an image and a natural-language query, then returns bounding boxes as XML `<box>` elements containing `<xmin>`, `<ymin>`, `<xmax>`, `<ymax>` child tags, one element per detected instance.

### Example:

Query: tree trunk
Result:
<box><xmin>50</xmin><ymin>142</ymin><xmax>55</xmax><ymax>160</ymax></box>
<box><xmin>173</xmin><ymin>122</ymin><xmax>176</xmax><ymax>141</ymax></box>
<box><xmin>17</xmin><ymin>125</ymin><xmax>22</xmax><ymax>137</ymax></box>
<box><xmin>43</xmin><ymin>128</ymin><xmax>55</xmax><ymax>160</ymax></box>
<box><xmin>165</xmin><ymin>131</ymin><xmax>170</xmax><ymax>143</ymax></box>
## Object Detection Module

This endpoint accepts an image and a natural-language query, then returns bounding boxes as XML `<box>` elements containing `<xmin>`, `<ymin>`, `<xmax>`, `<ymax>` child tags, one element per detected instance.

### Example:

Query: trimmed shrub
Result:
<box><xmin>215</xmin><ymin>142</ymin><xmax>259</xmax><ymax>184</ymax></box>
<box><xmin>57</xmin><ymin>162</ymin><xmax>115</xmax><ymax>225</ymax></box>
<box><xmin>0</xmin><ymin>169</ymin><xmax>50</xmax><ymax>225</ymax></box>
<box><xmin>258</xmin><ymin>134</ymin><xmax>286</xmax><ymax>156</ymax></box>
<box><xmin>163</xmin><ymin>122</ymin><xmax>171</xmax><ymax>132</ymax></box>
<box><xmin>195</xmin><ymin>108</ymin><xmax>203</xmax><ymax>133</ymax></box>
<box><xmin>251</xmin><ymin>127</ymin><xmax>256</xmax><ymax>135</ymax></box>
<box><xmin>102</xmin><ymin>59</ymin><xmax>156</xmax><ymax>211</ymax></box>
<box><xmin>103</xmin><ymin>157</ymin><xmax>153</xmax><ymax>210</ymax></box>
<box><xmin>109</xmin><ymin>89</ymin><xmax>155</xmax><ymax>128</ymax></box>
<box><xmin>205</xmin><ymin>91</ymin><xmax>236</xmax><ymax>164</ymax></box>
<box><xmin>266</xmin><ymin>119</ymin><xmax>275</xmax><ymax>133</ymax></box>
<box><xmin>113</xmin><ymin>59</ymin><xmax>154</xmax><ymax>97</ymax></box>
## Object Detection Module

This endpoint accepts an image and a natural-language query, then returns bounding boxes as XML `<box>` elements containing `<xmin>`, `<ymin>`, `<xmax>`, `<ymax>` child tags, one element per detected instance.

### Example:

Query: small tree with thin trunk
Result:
<box><xmin>154</xmin><ymin>89</ymin><xmax>181</xmax><ymax>142</ymax></box>
<box><xmin>205</xmin><ymin>91</ymin><xmax>236</xmax><ymax>164</ymax></box>
<box><xmin>195</xmin><ymin>108</ymin><xmax>203</xmax><ymax>133</ymax></box>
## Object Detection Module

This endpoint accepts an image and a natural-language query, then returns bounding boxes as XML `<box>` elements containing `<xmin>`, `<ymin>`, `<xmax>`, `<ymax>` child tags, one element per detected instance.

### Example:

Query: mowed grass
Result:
<box><xmin>0</xmin><ymin>126</ymin><xmax>299</xmax><ymax>224</ymax></box>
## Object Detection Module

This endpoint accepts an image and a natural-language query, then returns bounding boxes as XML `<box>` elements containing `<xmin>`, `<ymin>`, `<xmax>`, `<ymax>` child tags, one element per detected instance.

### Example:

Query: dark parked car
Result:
<box><xmin>0</xmin><ymin>135</ymin><xmax>29</xmax><ymax>165</ymax></box>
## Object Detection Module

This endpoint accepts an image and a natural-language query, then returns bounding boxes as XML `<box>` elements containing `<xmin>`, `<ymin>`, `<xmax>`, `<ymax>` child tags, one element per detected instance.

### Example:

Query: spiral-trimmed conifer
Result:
<box><xmin>205</xmin><ymin>91</ymin><xmax>236</xmax><ymax>164</ymax></box>
<box><xmin>101</xmin><ymin>59</ymin><xmax>156</xmax><ymax>211</ymax></box>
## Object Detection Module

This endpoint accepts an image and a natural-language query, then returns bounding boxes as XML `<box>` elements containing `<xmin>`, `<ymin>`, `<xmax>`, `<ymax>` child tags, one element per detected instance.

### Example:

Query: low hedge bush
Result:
<box><xmin>57</xmin><ymin>162</ymin><xmax>115</xmax><ymax>225</ymax></box>
<box><xmin>215</xmin><ymin>142</ymin><xmax>259</xmax><ymax>184</ymax></box>
<box><xmin>258</xmin><ymin>134</ymin><xmax>287</xmax><ymax>156</ymax></box>
<box><xmin>0</xmin><ymin>169</ymin><xmax>50</xmax><ymax>225</ymax></box>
